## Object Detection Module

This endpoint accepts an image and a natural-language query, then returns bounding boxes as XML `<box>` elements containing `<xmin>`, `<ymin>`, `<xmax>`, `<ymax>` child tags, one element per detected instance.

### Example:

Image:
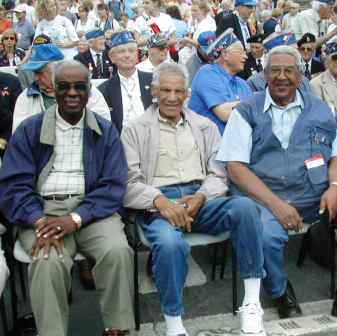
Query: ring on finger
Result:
<box><xmin>287</xmin><ymin>223</ymin><xmax>293</xmax><ymax>229</ymax></box>
<box><xmin>56</xmin><ymin>225</ymin><xmax>63</xmax><ymax>232</ymax></box>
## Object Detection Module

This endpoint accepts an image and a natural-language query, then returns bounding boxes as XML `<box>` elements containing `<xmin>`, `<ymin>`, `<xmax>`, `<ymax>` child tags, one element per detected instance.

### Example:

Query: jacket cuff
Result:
<box><xmin>27</xmin><ymin>210</ymin><xmax>45</xmax><ymax>228</ymax></box>
<box><xmin>73</xmin><ymin>206</ymin><xmax>92</xmax><ymax>226</ymax></box>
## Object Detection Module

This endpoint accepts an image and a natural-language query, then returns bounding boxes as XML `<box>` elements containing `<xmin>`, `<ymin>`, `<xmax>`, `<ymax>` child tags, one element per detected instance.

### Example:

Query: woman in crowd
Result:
<box><xmin>34</xmin><ymin>0</ymin><xmax>79</xmax><ymax>59</ymax></box>
<box><xmin>0</xmin><ymin>29</ymin><xmax>25</xmax><ymax>67</ymax></box>
<box><xmin>75</xmin><ymin>4</ymin><xmax>96</xmax><ymax>38</ymax></box>
<box><xmin>96</xmin><ymin>3</ymin><xmax>120</xmax><ymax>37</ymax></box>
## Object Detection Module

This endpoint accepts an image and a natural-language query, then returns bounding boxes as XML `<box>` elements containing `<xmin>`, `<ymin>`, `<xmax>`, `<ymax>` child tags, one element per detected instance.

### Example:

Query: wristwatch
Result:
<box><xmin>70</xmin><ymin>212</ymin><xmax>82</xmax><ymax>230</ymax></box>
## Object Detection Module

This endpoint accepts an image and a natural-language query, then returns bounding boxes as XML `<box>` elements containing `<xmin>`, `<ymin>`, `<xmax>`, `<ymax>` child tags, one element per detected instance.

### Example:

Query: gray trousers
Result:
<box><xmin>19</xmin><ymin>197</ymin><xmax>135</xmax><ymax>336</ymax></box>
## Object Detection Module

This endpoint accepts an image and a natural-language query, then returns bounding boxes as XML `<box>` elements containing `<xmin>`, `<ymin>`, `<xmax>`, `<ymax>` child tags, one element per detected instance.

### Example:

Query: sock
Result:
<box><xmin>164</xmin><ymin>314</ymin><xmax>186</xmax><ymax>336</ymax></box>
<box><xmin>242</xmin><ymin>278</ymin><xmax>261</xmax><ymax>306</ymax></box>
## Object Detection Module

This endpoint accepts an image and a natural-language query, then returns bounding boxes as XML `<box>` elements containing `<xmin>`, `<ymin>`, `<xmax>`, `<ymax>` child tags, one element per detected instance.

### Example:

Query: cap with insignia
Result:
<box><xmin>297</xmin><ymin>33</ymin><xmax>316</xmax><ymax>48</ymax></box>
<box><xmin>147</xmin><ymin>33</ymin><xmax>168</xmax><ymax>49</ymax></box>
<box><xmin>33</xmin><ymin>34</ymin><xmax>52</xmax><ymax>45</ymax></box>
<box><xmin>325</xmin><ymin>42</ymin><xmax>337</xmax><ymax>56</ymax></box>
<box><xmin>263</xmin><ymin>32</ymin><xmax>297</xmax><ymax>52</ymax></box>
<box><xmin>207</xmin><ymin>28</ymin><xmax>240</xmax><ymax>59</ymax></box>
<box><xmin>85</xmin><ymin>29</ymin><xmax>105</xmax><ymax>41</ymax></box>
<box><xmin>247</xmin><ymin>34</ymin><xmax>265</xmax><ymax>44</ymax></box>
<box><xmin>107</xmin><ymin>31</ymin><xmax>136</xmax><ymax>49</ymax></box>
<box><xmin>235</xmin><ymin>0</ymin><xmax>257</xmax><ymax>6</ymax></box>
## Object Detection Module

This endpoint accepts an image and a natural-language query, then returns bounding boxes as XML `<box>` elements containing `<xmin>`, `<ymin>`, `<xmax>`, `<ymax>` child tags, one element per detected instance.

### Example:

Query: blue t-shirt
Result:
<box><xmin>188</xmin><ymin>63</ymin><xmax>253</xmax><ymax>134</ymax></box>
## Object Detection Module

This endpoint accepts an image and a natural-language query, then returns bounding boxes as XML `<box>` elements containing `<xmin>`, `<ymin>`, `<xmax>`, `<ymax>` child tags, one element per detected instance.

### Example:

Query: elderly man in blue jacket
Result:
<box><xmin>0</xmin><ymin>60</ymin><xmax>133</xmax><ymax>336</ymax></box>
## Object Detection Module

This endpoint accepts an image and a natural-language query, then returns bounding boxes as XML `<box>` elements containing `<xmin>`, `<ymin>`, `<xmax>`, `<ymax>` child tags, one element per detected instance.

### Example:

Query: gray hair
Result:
<box><xmin>53</xmin><ymin>60</ymin><xmax>90</xmax><ymax>86</ymax></box>
<box><xmin>152</xmin><ymin>62</ymin><xmax>189</xmax><ymax>89</ymax></box>
<box><xmin>312</xmin><ymin>0</ymin><xmax>327</xmax><ymax>11</ymax></box>
<box><xmin>264</xmin><ymin>45</ymin><xmax>304</xmax><ymax>74</ymax></box>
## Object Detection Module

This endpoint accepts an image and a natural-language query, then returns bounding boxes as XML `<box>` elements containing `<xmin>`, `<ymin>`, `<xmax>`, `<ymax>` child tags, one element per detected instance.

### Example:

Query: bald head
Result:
<box><xmin>54</xmin><ymin>60</ymin><xmax>89</xmax><ymax>85</ymax></box>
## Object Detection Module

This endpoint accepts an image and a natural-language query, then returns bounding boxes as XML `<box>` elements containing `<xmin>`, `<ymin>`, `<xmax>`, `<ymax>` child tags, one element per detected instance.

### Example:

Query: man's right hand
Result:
<box><xmin>153</xmin><ymin>195</ymin><xmax>193</xmax><ymax>232</ymax></box>
<box><xmin>269</xmin><ymin>199</ymin><xmax>304</xmax><ymax>232</ymax></box>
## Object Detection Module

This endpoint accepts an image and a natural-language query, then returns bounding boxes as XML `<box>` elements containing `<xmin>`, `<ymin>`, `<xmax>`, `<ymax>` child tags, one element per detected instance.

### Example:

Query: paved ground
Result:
<box><xmin>1</xmin><ymin>234</ymin><xmax>337</xmax><ymax>336</ymax></box>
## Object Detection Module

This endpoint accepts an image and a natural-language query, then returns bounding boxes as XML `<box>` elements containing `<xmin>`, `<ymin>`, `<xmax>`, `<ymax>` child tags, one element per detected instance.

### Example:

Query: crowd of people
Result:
<box><xmin>1</xmin><ymin>0</ymin><xmax>337</xmax><ymax>335</ymax></box>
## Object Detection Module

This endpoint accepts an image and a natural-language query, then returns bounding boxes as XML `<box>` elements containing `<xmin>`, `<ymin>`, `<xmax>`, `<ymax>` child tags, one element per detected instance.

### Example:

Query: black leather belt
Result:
<box><xmin>42</xmin><ymin>194</ymin><xmax>81</xmax><ymax>201</ymax></box>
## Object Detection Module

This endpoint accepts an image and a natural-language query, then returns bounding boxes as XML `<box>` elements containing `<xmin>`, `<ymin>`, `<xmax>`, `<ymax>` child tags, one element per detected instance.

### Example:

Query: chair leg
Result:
<box><xmin>231</xmin><ymin>242</ymin><xmax>238</xmax><ymax>315</ymax></box>
<box><xmin>220</xmin><ymin>241</ymin><xmax>229</xmax><ymax>279</ymax></box>
<box><xmin>134</xmin><ymin>246</ymin><xmax>140</xmax><ymax>331</ymax></box>
<box><xmin>0</xmin><ymin>295</ymin><xmax>9</xmax><ymax>335</ymax></box>
<box><xmin>211</xmin><ymin>244</ymin><xmax>218</xmax><ymax>281</ymax></box>
<box><xmin>18</xmin><ymin>262</ymin><xmax>27</xmax><ymax>300</ymax></box>
<box><xmin>330</xmin><ymin>226</ymin><xmax>336</xmax><ymax>299</ymax></box>
<box><xmin>296</xmin><ymin>233</ymin><xmax>308</xmax><ymax>267</ymax></box>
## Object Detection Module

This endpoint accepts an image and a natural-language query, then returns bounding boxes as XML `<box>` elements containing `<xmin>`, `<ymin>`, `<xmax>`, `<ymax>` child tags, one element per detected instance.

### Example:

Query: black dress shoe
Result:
<box><xmin>275</xmin><ymin>281</ymin><xmax>302</xmax><ymax>319</ymax></box>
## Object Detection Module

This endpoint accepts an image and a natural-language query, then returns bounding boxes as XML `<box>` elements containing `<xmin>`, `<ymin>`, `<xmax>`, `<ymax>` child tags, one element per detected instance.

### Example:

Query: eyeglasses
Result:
<box><xmin>3</xmin><ymin>36</ymin><xmax>15</xmax><ymax>41</ymax></box>
<box><xmin>267</xmin><ymin>66</ymin><xmax>299</xmax><ymax>77</ymax></box>
<box><xmin>300</xmin><ymin>47</ymin><xmax>314</xmax><ymax>52</ymax></box>
<box><xmin>56</xmin><ymin>82</ymin><xmax>89</xmax><ymax>93</ymax></box>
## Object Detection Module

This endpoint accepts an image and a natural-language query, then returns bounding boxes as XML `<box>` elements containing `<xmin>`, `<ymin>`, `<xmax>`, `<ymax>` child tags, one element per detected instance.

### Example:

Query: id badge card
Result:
<box><xmin>305</xmin><ymin>154</ymin><xmax>327</xmax><ymax>184</ymax></box>
<box><xmin>305</xmin><ymin>154</ymin><xmax>324</xmax><ymax>170</ymax></box>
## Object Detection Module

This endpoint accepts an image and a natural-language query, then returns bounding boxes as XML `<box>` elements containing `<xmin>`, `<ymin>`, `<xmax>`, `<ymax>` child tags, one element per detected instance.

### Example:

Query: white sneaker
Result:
<box><xmin>238</xmin><ymin>303</ymin><xmax>266</xmax><ymax>336</ymax></box>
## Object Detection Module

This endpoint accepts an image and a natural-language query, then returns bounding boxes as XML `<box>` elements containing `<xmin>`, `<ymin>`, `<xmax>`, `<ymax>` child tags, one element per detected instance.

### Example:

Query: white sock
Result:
<box><xmin>164</xmin><ymin>314</ymin><xmax>187</xmax><ymax>336</ymax></box>
<box><xmin>242</xmin><ymin>278</ymin><xmax>261</xmax><ymax>306</ymax></box>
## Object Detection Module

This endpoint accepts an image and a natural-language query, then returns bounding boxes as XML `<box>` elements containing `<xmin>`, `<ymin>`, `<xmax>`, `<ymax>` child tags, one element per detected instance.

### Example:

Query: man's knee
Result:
<box><xmin>96</xmin><ymin>240</ymin><xmax>133</xmax><ymax>268</ymax></box>
<box><xmin>227</xmin><ymin>197</ymin><xmax>260</xmax><ymax>225</ymax></box>
<box><xmin>153</xmin><ymin>228</ymin><xmax>189</xmax><ymax>257</ymax></box>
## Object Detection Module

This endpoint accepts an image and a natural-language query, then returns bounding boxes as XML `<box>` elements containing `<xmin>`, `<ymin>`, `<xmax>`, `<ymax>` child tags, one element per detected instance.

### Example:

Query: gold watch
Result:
<box><xmin>70</xmin><ymin>212</ymin><xmax>82</xmax><ymax>230</ymax></box>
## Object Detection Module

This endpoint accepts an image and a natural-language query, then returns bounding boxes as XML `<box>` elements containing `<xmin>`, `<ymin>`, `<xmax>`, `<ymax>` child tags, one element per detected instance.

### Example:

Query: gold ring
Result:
<box><xmin>56</xmin><ymin>225</ymin><xmax>62</xmax><ymax>231</ymax></box>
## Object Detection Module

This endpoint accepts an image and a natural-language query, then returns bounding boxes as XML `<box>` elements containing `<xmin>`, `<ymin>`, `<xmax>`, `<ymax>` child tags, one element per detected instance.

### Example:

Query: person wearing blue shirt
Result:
<box><xmin>188</xmin><ymin>28</ymin><xmax>252</xmax><ymax>134</ymax></box>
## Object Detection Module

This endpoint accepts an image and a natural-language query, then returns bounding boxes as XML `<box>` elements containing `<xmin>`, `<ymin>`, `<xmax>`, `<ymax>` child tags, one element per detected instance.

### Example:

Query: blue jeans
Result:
<box><xmin>257</xmin><ymin>202</ymin><xmax>319</xmax><ymax>298</ymax></box>
<box><xmin>137</xmin><ymin>182</ymin><xmax>264</xmax><ymax>316</ymax></box>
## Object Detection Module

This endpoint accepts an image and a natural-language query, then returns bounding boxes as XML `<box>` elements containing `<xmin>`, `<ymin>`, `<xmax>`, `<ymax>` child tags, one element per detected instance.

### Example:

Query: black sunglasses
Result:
<box><xmin>56</xmin><ymin>82</ymin><xmax>89</xmax><ymax>93</ymax></box>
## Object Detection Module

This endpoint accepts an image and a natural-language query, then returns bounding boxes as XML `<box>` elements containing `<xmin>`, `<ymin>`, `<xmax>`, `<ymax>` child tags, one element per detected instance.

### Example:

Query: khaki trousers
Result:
<box><xmin>19</xmin><ymin>197</ymin><xmax>135</xmax><ymax>336</ymax></box>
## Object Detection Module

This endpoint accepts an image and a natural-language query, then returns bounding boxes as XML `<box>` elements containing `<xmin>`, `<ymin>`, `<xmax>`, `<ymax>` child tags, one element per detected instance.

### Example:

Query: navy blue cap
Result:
<box><xmin>235</xmin><ymin>0</ymin><xmax>257</xmax><ymax>6</ymax></box>
<box><xmin>297</xmin><ymin>33</ymin><xmax>316</xmax><ymax>47</ymax></box>
<box><xmin>318</xmin><ymin>0</ymin><xmax>335</xmax><ymax>4</ymax></box>
<box><xmin>197</xmin><ymin>31</ymin><xmax>216</xmax><ymax>52</ymax></box>
<box><xmin>22</xmin><ymin>44</ymin><xmax>64</xmax><ymax>72</ymax></box>
<box><xmin>326</xmin><ymin>42</ymin><xmax>337</xmax><ymax>56</ymax></box>
<box><xmin>207</xmin><ymin>28</ymin><xmax>239</xmax><ymax>59</ymax></box>
<box><xmin>107</xmin><ymin>31</ymin><xmax>135</xmax><ymax>49</ymax></box>
<box><xmin>247</xmin><ymin>34</ymin><xmax>265</xmax><ymax>44</ymax></box>
<box><xmin>263</xmin><ymin>32</ymin><xmax>297</xmax><ymax>52</ymax></box>
<box><xmin>85</xmin><ymin>29</ymin><xmax>104</xmax><ymax>41</ymax></box>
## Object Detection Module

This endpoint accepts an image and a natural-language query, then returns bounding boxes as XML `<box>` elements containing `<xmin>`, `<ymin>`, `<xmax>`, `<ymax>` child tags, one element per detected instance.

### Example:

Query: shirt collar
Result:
<box><xmin>118</xmin><ymin>69</ymin><xmax>138</xmax><ymax>83</ymax></box>
<box><xmin>157</xmin><ymin>107</ymin><xmax>186</xmax><ymax>127</ymax></box>
<box><xmin>263</xmin><ymin>88</ymin><xmax>304</xmax><ymax>113</ymax></box>
<box><xmin>55</xmin><ymin>106</ymin><xmax>85</xmax><ymax>130</ymax></box>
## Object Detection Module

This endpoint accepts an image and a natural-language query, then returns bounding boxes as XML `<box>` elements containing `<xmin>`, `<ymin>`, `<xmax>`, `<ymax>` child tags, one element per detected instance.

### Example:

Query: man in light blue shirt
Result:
<box><xmin>188</xmin><ymin>29</ymin><xmax>252</xmax><ymax>134</ymax></box>
<box><xmin>217</xmin><ymin>45</ymin><xmax>337</xmax><ymax>320</ymax></box>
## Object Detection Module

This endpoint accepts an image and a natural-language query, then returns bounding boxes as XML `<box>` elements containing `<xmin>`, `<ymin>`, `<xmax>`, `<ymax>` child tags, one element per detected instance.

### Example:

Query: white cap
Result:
<box><xmin>14</xmin><ymin>4</ymin><xmax>27</xmax><ymax>13</ymax></box>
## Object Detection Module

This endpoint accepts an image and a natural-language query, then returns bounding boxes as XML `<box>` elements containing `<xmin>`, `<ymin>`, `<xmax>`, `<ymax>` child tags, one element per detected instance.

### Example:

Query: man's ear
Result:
<box><xmin>151</xmin><ymin>85</ymin><xmax>159</xmax><ymax>98</ymax></box>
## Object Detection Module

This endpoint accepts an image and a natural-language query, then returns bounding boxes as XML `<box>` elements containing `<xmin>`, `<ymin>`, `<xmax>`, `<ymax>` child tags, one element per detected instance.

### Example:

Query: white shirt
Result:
<box><xmin>35</xmin><ymin>15</ymin><xmax>79</xmax><ymax>59</ymax></box>
<box><xmin>40</xmin><ymin>108</ymin><xmax>85</xmax><ymax>196</ymax></box>
<box><xmin>193</xmin><ymin>15</ymin><xmax>216</xmax><ymax>41</ymax></box>
<box><xmin>75</xmin><ymin>17</ymin><xmax>96</xmax><ymax>37</ymax></box>
<box><xmin>119</xmin><ymin>70</ymin><xmax>145</xmax><ymax>126</ymax></box>
<box><xmin>136</xmin><ymin>55</ymin><xmax>171</xmax><ymax>73</ymax></box>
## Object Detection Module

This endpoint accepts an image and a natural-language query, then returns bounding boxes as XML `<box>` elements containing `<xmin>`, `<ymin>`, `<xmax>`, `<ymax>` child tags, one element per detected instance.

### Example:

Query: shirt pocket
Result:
<box><xmin>307</xmin><ymin>163</ymin><xmax>328</xmax><ymax>185</ymax></box>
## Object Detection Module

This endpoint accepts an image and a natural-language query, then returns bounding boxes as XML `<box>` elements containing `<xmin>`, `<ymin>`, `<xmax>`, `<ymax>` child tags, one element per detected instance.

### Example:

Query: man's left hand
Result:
<box><xmin>320</xmin><ymin>185</ymin><xmax>337</xmax><ymax>222</ymax></box>
<box><xmin>178</xmin><ymin>193</ymin><xmax>206</xmax><ymax>219</ymax></box>
<box><xmin>36</xmin><ymin>216</ymin><xmax>77</xmax><ymax>240</ymax></box>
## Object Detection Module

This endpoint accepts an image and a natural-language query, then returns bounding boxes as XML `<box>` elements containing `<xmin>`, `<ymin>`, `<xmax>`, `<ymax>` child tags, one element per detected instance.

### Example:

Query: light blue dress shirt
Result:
<box><xmin>216</xmin><ymin>88</ymin><xmax>337</xmax><ymax>164</ymax></box>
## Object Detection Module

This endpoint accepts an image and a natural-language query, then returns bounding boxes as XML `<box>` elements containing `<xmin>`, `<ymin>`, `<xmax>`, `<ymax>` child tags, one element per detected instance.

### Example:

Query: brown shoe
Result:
<box><xmin>103</xmin><ymin>329</ymin><xmax>128</xmax><ymax>336</ymax></box>
<box><xmin>78</xmin><ymin>258</ymin><xmax>95</xmax><ymax>290</ymax></box>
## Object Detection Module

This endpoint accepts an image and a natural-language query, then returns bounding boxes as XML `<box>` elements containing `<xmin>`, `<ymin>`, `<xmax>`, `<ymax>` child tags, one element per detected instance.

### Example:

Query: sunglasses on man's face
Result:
<box><xmin>3</xmin><ymin>36</ymin><xmax>15</xmax><ymax>41</ymax></box>
<box><xmin>56</xmin><ymin>82</ymin><xmax>89</xmax><ymax>93</ymax></box>
<box><xmin>300</xmin><ymin>47</ymin><xmax>314</xmax><ymax>52</ymax></box>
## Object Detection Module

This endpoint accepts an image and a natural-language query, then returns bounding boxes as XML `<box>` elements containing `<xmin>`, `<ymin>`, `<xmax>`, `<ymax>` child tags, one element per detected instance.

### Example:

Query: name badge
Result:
<box><xmin>305</xmin><ymin>154</ymin><xmax>324</xmax><ymax>170</ymax></box>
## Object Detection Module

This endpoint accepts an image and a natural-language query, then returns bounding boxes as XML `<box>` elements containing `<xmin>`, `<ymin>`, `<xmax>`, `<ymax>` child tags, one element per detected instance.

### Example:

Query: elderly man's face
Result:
<box><xmin>108</xmin><ymin>42</ymin><xmax>138</xmax><ymax>72</ymax></box>
<box><xmin>237</xmin><ymin>5</ymin><xmax>254</xmax><ymax>21</ymax></box>
<box><xmin>299</xmin><ymin>42</ymin><xmax>315</xmax><ymax>61</ymax></box>
<box><xmin>35</xmin><ymin>63</ymin><xmax>55</xmax><ymax>95</ymax></box>
<box><xmin>265</xmin><ymin>53</ymin><xmax>301</xmax><ymax>106</ymax></box>
<box><xmin>250</xmin><ymin>42</ymin><xmax>264</xmax><ymax>59</ymax></box>
<box><xmin>89</xmin><ymin>36</ymin><xmax>106</xmax><ymax>52</ymax></box>
<box><xmin>55</xmin><ymin>64</ymin><xmax>89</xmax><ymax>117</ymax></box>
<box><xmin>327</xmin><ymin>54</ymin><xmax>337</xmax><ymax>80</ymax></box>
<box><xmin>155</xmin><ymin>72</ymin><xmax>187</xmax><ymax>124</ymax></box>
<box><xmin>223</xmin><ymin>42</ymin><xmax>247</xmax><ymax>74</ymax></box>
